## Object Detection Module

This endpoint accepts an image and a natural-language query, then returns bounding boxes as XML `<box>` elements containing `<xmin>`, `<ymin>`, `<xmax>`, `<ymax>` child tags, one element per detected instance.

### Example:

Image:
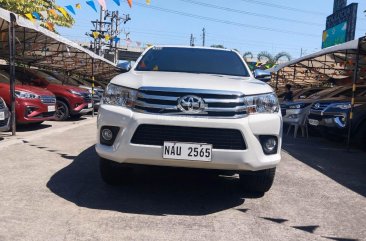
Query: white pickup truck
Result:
<box><xmin>96</xmin><ymin>46</ymin><xmax>282</xmax><ymax>194</ymax></box>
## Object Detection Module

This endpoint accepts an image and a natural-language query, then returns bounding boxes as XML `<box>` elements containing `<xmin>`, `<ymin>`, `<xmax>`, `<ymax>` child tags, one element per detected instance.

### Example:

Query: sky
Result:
<box><xmin>57</xmin><ymin>0</ymin><xmax>366</xmax><ymax>60</ymax></box>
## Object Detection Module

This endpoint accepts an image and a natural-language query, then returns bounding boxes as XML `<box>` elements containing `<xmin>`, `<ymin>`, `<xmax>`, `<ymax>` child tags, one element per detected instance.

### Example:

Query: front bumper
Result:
<box><xmin>308</xmin><ymin>112</ymin><xmax>348</xmax><ymax>129</ymax></box>
<box><xmin>0</xmin><ymin>107</ymin><xmax>10</xmax><ymax>132</ymax></box>
<box><xmin>95</xmin><ymin>105</ymin><xmax>282</xmax><ymax>171</ymax></box>
<box><xmin>16</xmin><ymin>99</ymin><xmax>56</xmax><ymax>124</ymax></box>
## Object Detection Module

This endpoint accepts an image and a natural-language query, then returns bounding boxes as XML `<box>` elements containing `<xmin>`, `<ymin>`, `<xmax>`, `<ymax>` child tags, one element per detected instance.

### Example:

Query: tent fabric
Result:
<box><xmin>0</xmin><ymin>7</ymin><xmax>121</xmax><ymax>83</ymax></box>
<box><xmin>268</xmin><ymin>37</ymin><xmax>366</xmax><ymax>88</ymax></box>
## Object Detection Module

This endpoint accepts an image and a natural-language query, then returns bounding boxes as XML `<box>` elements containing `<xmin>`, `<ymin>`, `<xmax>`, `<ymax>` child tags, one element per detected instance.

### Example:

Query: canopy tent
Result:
<box><xmin>0</xmin><ymin>7</ymin><xmax>121</xmax><ymax>83</ymax></box>
<box><xmin>269</xmin><ymin>37</ymin><xmax>366</xmax><ymax>89</ymax></box>
<box><xmin>269</xmin><ymin>36</ymin><xmax>366</xmax><ymax>150</ymax></box>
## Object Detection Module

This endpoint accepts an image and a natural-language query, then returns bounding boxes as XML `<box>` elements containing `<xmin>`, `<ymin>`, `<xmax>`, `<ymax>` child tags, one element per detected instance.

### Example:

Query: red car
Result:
<box><xmin>0</xmin><ymin>70</ymin><xmax>56</xmax><ymax>124</ymax></box>
<box><xmin>13</xmin><ymin>68</ymin><xmax>93</xmax><ymax>121</ymax></box>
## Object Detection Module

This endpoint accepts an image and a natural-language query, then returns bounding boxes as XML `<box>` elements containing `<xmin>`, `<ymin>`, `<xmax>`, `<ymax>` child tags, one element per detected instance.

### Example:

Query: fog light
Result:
<box><xmin>259</xmin><ymin>135</ymin><xmax>278</xmax><ymax>155</ymax></box>
<box><xmin>102</xmin><ymin>129</ymin><xmax>113</xmax><ymax>141</ymax></box>
<box><xmin>100</xmin><ymin>126</ymin><xmax>120</xmax><ymax>146</ymax></box>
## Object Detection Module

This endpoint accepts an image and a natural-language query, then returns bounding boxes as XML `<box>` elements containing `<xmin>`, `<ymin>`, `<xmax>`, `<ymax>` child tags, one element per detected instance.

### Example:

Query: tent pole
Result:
<box><xmin>92</xmin><ymin>58</ymin><xmax>95</xmax><ymax>117</ymax></box>
<box><xmin>275</xmin><ymin>71</ymin><xmax>279</xmax><ymax>91</ymax></box>
<box><xmin>346</xmin><ymin>37</ymin><xmax>361</xmax><ymax>151</ymax></box>
<box><xmin>9</xmin><ymin>13</ymin><xmax>16</xmax><ymax>136</ymax></box>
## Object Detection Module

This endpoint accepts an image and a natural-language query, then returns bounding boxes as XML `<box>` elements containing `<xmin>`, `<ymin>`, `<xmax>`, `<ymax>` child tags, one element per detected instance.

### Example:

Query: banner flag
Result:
<box><xmin>127</xmin><ymin>0</ymin><xmax>132</xmax><ymax>8</ymax></box>
<box><xmin>65</xmin><ymin>5</ymin><xmax>76</xmax><ymax>15</ymax></box>
<box><xmin>146</xmin><ymin>0</ymin><xmax>150</xmax><ymax>4</ymax></box>
<box><xmin>76</xmin><ymin>3</ymin><xmax>82</xmax><ymax>9</ymax></box>
<box><xmin>86</xmin><ymin>1</ymin><xmax>98</xmax><ymax>12</ymax></box>
<box><xmin>39</xmin><ymin>11</ymin><xmax>48</xmax><ymax>19</ymax></box>
<box><xmin>114</xmin><ymin>37</ymin><xmax>121</xmax><ymax>43</ymax></box>
<box><xmin>25</xmin><ymin>13</ymin><xmax>35</xmax><ymax>22</ymax></box>
<box><xmin>105</xmin><ymin>34</ymin><xmax>110</xmax><ymax>41</ymax></box>
<box><xmin>93</xmin><ymin>32</ymin><xmax>100</xmax><ymax>39</ymax></box>
<box><xmin>112</xmin><ymin>0</ymin><xmax>120</xmax><ymax>6</ymax></box>
<box><xmin>57</xmin><ymin>7</ymin><xmax>68</xmax><ymax>18</ymax></box>
<box><xmin>49</xmin><ymin>9</ymin><xmax>58</xmax><ymax>18</ymax></box>
<box><xmin>32</xmin><ymin>12</ymin><xmax>41</xmax><ymax>20</ymax></box>
<box><xmin>97</xmin><ymin>0</ymin><xmax>107</xmax><ymax>10</ymax></box>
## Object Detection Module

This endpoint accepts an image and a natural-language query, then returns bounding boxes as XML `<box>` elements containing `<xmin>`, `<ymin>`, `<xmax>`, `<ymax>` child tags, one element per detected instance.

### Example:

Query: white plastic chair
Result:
<box><xmin>286</xmin><ymin>110</ymin><xmax>309</xmax><ymax>138</ymax></box>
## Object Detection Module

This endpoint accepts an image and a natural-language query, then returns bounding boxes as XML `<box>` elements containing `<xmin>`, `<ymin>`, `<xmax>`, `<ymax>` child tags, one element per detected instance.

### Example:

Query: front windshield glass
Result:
<box><xmin>308</xmin><ymin>87</ymin><xmax>340</xmax><ymax>99</ymax></box>
<box><xmin>135</xmin><ymin>47</ymin><xmax>250</xmax><ymax>77</ymax></box>
<box><xmin>30</xmin><ymin>70</ymin><xmax>63</xmax><ymax>84</ymax></box>
<box><xmin>0</xmin><ymin>70</ymin><xmax>22</xmax><ymax>84</ymax></box>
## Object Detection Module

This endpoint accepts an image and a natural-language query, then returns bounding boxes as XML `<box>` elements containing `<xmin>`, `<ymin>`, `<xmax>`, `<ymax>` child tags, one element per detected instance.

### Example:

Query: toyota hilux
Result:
<box><xmin>96</xmin><ymin>46</ymin><xmax>282</xmax><ymax>194</ymax></box>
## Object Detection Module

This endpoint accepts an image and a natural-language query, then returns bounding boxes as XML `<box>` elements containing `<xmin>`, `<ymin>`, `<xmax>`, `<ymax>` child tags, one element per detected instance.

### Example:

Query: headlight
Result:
<box><xmin>331</xmin><ymin>103</ymin><xmax>351</xmax><ymax>110</ymax></box>
<box><xmin>69</xmin><ymin>90</ymin><xmax>84</xmax><ymax>96</ymax></box>
<box><xmin>15</xmin><ymin>91</ymin><xmax>39</xmax><ymax>99</ymax></box>
<box><xmin>288</xmin><ymin>103</ymin><xmax>305</xmax><ymax>109</ymax></box>
<box><xmin>102</xmin><ymin>84</ymin><xmax>138</xmax><ymax>108</ymax></box>
<box><xmin>245</xmin><ymin>93</ymin><xmax>279</xmax><ymax>114</ymax></box>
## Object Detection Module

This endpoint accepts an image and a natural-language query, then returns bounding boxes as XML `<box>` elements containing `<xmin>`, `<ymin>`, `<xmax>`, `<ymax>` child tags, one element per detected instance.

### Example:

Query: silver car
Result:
<box><xmin>0</xmin><ymin>97</ymin><xmax>10</xmax><ymax>132</ymax></box>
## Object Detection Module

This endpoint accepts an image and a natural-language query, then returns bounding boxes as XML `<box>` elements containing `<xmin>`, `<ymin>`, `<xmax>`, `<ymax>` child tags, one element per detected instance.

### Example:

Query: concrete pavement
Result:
<box><xmin>0</xmin><ymin>119</ymin><xmax>365</xmax><ymax>241</ymax></box>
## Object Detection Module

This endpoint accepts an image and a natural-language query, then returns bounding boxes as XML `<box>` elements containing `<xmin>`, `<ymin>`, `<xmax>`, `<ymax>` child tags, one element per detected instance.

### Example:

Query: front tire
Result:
<box><xmin>239</xmin><ymin>168</ymin><xmax>276</xmax><ymax>193</ymax></box>
<box><xmin>99</xmin><ymin>157</ymin><xmax>131</xmax><ymax>185</ymax></box>
<box><xmin>55</xmin><ymin>100</ymin><xmax>69</xmax><ymax>121</ymax></box>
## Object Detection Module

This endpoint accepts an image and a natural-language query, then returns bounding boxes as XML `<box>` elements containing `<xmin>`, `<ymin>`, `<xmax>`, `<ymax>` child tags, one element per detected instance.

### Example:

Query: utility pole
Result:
<box><xmin>87</xmin><ymin>8</ymin><xmax>130</xmax><ymax>62</ymax></box>
<box><xmin>190</xmin><ymin>34</ymin><xmax>195</xmax><ymax>46</ymax></box>
<box><xmin>202</xmin><ymin>28</ymin><xmax>205</xmax><ymax>46</ymax></box>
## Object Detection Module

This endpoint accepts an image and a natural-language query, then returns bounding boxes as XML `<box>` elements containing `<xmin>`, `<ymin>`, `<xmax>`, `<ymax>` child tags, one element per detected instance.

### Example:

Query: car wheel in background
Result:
<box><xmin>99</xmin><ymin>157</ymin><xmax>132</xmax><ymax>185</ymax></box>
<box><xmin>55</xmin><ymin>100</ymin><xmax>69</xmax><ymax>121</ymax></box>
<box><xmin>239</xmin><ymin>168</ymin><xmax>276</xmax><ymax>194</ymax></box>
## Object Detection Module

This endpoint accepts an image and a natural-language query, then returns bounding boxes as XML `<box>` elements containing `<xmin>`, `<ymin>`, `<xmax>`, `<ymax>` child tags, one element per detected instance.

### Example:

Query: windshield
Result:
<box><xmin>30</xmin><ymin>70</ymin><xmax>63</xmax><ymax>85</ymax></box>
<box><xmin>308</xmin><ymin>87</ymin><xmax>341</xmax><ymax>99</ymax></box>
<box><xmin>135</xmin><ymin>47</ymin><xmax>250</xmax><ymax>77</ymax></box>
<box><xmin>0</xmin><ymin>70</ymin><xmax>22</xmax><ymax>85</ymax></box>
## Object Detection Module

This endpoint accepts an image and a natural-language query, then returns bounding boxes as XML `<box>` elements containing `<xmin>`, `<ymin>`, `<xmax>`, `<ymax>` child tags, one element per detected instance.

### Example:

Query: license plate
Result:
<box><xmin>163</xmin><ymin>142</ymin><xmax>212</xmax><ymax>162</ymax></box>
<box><xmin>0</xmin><ymin>112</ymin><xmax>4</xmax><ymax>120</ymax></box>
<box><xmin>48</xmin><ymin>105</ymin><xmax>56</xmax><ymax>112</ymax></box>
<box><xmin>88</xmin><ymin>103</ymin><xmax>92</xmax><ymax>108</ymax></box>
<box><xmin>309</xmin><ymin>119</ymin><xmax>319</xmax><ymax>126</ymax></box>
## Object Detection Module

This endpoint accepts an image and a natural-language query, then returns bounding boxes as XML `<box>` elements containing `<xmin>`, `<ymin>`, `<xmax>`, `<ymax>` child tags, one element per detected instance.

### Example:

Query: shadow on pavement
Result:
<box><xmin>47</xmin><ymin>145</ymin><xmax>258</xmax><ymax>216</ymax></box>
<box><xmin>282</xmin><ymin>135</ymin><xmax>366</xmax><ymax>197</ymax></box>
<box><xmin>15</xmin><ymin>123</ymin><xmax>52</xmax><ymax>132</ymax></box>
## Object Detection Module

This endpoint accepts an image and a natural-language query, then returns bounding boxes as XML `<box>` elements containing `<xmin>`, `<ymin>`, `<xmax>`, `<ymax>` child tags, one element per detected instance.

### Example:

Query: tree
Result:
<box><xmin>210</xmin><ymin>44</ymin><xmax>225</xmax><ymax>49</ymax></box>
<box><xmin>0</xmin><ymin>0</ymin><xmax>74</xmax><ymax>30</ymax></box>
<box><xmin>257</xmin><ymin>51</ymin><xmax>291</xmax><ymax>68</ymax></box>
<box><xmin>243</xmin><ymin>51</ymin><xmax>254</xmax><ymax>61</ymax></box>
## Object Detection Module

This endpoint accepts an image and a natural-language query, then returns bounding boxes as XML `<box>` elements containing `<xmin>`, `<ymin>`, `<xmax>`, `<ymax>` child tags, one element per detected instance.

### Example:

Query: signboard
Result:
<box><xmin>333</xmin><ymin>0</ymin><xmax>347</xmax><ymax>13</ymax></box>
<box><xmin>325</xmin><ymin>3</ymin><xmax>358</xmax><ymax>43</ymax></box>
<box><xmin>322</xmin><ymin>22</ymin><xmax>347</xmax><ymax>49</ymax></box>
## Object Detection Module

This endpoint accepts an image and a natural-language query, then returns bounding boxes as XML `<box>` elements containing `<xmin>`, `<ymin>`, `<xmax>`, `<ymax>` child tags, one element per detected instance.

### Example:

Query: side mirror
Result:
<box><xmin>117</xmin><ymin>62</ymin><xmax>131</xmax><ymax>73</ymax></box>
<box><xmin>253</xmin><ymin>69</ymin><xmax>271</xmax><ymax>83</ymax></box>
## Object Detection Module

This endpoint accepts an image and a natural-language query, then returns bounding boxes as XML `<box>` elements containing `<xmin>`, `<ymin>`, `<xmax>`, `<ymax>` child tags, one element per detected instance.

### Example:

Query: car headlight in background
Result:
<box><xmin>245</xmin><ymin>93</ymin><xmax>279</xmax><ymax>114</ymax></box>
<box><xmin>331</xmin><ymin>103</ymin><xmax>351</xmax><ymax>110</ymax></box>
<box><xmin>15</xmin><ymin>91</ymin><xmax>39</xmax><ymax>99</ymax></box>
<box><xmin>288</xmin><ymin>103</ymin><xmax>307</xmax><ymax>109</ymax></box>
<box><xmin>68</xmin><ymin>90</ymin><xmax>84</xmax><ymax>96</ymax></box>
<box><xmin>102</xmin><ymin>84</ymin><xmax>138</xmax><ymax>108</ymax></box>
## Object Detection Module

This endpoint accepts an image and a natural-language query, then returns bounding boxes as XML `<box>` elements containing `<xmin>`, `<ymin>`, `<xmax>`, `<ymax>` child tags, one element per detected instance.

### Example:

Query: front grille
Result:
<box><xmin>311</xmin><ymin>102</ymin><xmax>331</xmax><ymax>112</ymax></box>
<box><xmin>134</xmin><ymin>87</ymin><xmax>247</xmax><ymax>118</ymax></box>
<box><xmin>131</xmin><ymin>124</ymin><xmax>247</xmax><ymax>150</ymax></box>
<box><xmin>0</xmin><ymin>118</ymin><xmax>8</xmax><ymax>127</ymax></box>
<box><xmin>81</xmin><ymin>93</ymin><xmax>92</xmax><ymax>102</ymax></box>
<box><xmin>34</xmin><ymin>112</ymin><xmax>55</xmax><ymax>118</ymax></box>
<box><xmin>40</xmin><ymin>96</ymin><xmax>56</xmax><ymax>104</ymax></box>
<box><xmin>0</xmin><ymin>99</ymin><xmax>5</xmax><ymax>109</ymax></box>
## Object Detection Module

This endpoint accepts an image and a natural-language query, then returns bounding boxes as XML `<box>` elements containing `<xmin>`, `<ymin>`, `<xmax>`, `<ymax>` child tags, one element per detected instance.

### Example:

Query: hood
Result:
<box><xmin>315</xmin><ymin>96</ymin><xmax>366</xmax><ymax>104</ymax></box>
<box><xmin>110</xmin><ymin>71</ymin><xmax>273</xmax><ymax>95</ymax></box>
<box><xmin>15</xmin><ymin>84</ymin><xmax>54</xmax><ymax>96</ymax></box>
<box><xmin>47</xmin><ymin>83</ymin><xmax>89</xmax><ymax>93</ymax></box>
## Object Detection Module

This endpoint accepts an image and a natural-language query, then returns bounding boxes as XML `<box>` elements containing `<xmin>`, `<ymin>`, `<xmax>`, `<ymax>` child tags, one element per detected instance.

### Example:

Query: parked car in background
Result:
<box><xmin>11</xmin><ymin>68</ymin><xmax>93</xmax><ymax>121</ymax></box>
<box><xmin>79</xmin><ymin>85</ymin><xmax>104</xmax><ymax>111</ymax></box>
<box><xmin>308</xmin><ymin>87</ymin><xmax>366</xmax><ymax>148</ymax></box>
<box><xmin>279</xmin><ymin>87</ymin><xmax>326</xmax><ymax>116</ymax></box>
<box><xmin>0</xmin><ymin>70</ymin><xmax>56</xmax><ymax>125</ymax></box>
<box><xmin>0</xmin><ymin>96</ymin><xmax>10</xmax><ymax>131</ymax></box>
<box><xmin>282</xmin><ymin>86</ymin><xmax>362</xmax><ymax>125</ymax></box>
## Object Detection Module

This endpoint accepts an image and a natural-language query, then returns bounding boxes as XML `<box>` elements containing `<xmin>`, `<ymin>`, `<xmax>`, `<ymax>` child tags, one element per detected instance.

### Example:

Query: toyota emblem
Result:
<box><xmin>177</xmin><ymin>95</ymin><xmax>206</xmax><ymax>113</ymax></box>
<box><xmin>314</xmin><ymin>103</ymin><xmax>321</xmax><ymax>109</ymax></box>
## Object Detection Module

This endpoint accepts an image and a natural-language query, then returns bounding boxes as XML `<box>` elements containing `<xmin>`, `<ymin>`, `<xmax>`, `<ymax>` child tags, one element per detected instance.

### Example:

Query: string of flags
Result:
<box><xmin>24</xmin><ymin>0</ymin><xmax>153</xmax><ymax>31</ymax></box>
